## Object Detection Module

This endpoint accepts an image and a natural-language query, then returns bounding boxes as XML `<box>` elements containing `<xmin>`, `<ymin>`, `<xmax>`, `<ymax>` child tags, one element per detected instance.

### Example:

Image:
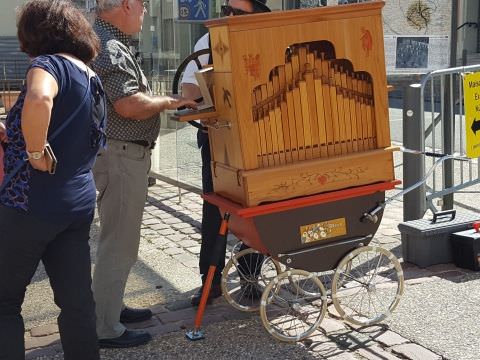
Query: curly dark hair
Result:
<box><xmin>17</xmin><ymin>0</ymin><xmax>100</xmax><ymax>63</ymax></box>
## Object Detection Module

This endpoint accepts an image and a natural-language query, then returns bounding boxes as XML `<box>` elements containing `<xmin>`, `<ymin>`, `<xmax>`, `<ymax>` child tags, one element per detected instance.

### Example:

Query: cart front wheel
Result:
<box><xmin>260</xmin><ymin>269</ymin><xmax>327</xmax><ymax>342</ymax></box>
<box><xmin>332</xmin><ymin>246</ymin><xmax>404</xmax><ymax>326</ymax></box>
<box><xmin>222</xmin><ymin>248</ymin><xmax>280</xmax><ymax>312</ymax></box>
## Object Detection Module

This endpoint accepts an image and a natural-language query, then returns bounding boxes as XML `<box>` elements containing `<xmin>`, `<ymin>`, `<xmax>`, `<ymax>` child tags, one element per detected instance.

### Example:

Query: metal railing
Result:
<box><xmin>403</xmin><ymin>64</ymin><xmax>480</xmax><ymax>221</ymax></box>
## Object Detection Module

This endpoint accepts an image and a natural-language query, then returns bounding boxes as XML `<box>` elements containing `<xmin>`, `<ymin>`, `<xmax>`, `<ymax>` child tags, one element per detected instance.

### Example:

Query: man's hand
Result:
<box><xmin>162</xmin><ymin>95</ymin><xmax>198</xmax><ymax>111</ymax></box>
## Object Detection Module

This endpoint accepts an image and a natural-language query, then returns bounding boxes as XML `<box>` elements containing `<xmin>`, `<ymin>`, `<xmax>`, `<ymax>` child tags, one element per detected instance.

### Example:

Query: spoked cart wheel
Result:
<box><xmin>222</xmin><ymin>248</ymin><xmax>281</xmax><ymax>312</ymax></box>
<box><xmin>331</xmin><ymin>246</ymin><xmax>404</xmax><ymax>326</ymax></box>
<box><xmin>260</xmin><ymin>269</ymin><xmax>327</xmax><ymax>343</ymax></box>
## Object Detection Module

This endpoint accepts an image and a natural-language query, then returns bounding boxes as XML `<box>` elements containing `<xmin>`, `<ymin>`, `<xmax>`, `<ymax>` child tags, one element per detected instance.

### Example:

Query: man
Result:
<box><xmin>92</xmin><ymin>0</ymin><xmax>196</xmax><ymax>348</ymax></box>
<box><xmin>181</xmin><ymin>0</ymin><xmax>271</xmax><ymax>307</ymax></box>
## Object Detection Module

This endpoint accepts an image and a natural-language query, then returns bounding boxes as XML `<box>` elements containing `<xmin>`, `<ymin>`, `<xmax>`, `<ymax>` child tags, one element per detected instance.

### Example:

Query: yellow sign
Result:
<box><xmin>300</xmin><ymin>217</ymin><xmax>347</xmax><ymax>244</ymax></box>
<box><xmin>463</xmin><ymin>72</ymin><xmax>480</xmax><ymax>158</ymax></box>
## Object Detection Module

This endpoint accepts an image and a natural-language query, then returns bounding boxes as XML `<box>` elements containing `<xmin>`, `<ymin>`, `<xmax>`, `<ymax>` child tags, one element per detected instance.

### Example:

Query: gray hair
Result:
<box><xmin>96</xmin><ymin>0</ymin><xmax>133</xmax><ymax>12</ymax></box>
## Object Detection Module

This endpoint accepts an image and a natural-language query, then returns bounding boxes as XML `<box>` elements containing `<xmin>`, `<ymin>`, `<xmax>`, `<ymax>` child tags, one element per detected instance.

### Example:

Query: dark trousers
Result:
<box><xmin>199</xmin><ymin>136</ymin><xmax>224</xmax><ymax>284</ymax></box>
<box><xmin>198</xmin><ymin>134</ymin><xmax>264</xmax><ymax>284</ymax></box>
<box><xmin>0</xmin><ymin>205</ymin><xmax>99</xmax><ymax>360</ymax></box>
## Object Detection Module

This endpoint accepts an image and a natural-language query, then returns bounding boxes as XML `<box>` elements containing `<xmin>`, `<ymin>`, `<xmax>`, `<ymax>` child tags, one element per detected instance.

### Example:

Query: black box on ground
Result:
<box><xmin>397</xmin><ymin>210</ymin><xmax>480</xmax><ymax>267</ymax></box>
<box><xmin>451</xmin><ymin>229</ymin><xmax>480</xmax><ymax>271</ymax></box>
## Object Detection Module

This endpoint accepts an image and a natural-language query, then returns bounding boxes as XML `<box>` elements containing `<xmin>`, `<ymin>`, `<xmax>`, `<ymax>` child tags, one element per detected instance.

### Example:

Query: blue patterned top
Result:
<box><xmin>0</xmin><ymin>55</ymin><xmax>106</xmax><ymax>222</ymax></box>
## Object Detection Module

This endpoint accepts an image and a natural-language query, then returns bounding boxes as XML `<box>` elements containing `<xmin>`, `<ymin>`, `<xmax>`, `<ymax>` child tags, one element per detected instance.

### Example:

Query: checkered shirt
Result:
<box><xmin>91</xmin><ymin>18</ymin><xmax>160</xmax><ymax>143</ymax></box>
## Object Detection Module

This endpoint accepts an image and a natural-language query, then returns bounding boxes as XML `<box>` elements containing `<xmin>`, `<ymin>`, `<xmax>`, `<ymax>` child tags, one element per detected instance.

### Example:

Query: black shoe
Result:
<box><xmin>191</xmin><ymin>283</ymin><xmax>222</xmax><ymax>306</ymax></box>
<box><xmin>147</xmin><ymin>176</ymin><xmax>156</xmax><ymax>187</ymax></box>
<box><xmin>120</xmin><ymin>306</ymin><xmax>152</xmax><ymax>324</ymax></box>
<box><xmin>99</xmin><ymin>329</ymin><xmax>152</xmax><ymax>348</ymax></box>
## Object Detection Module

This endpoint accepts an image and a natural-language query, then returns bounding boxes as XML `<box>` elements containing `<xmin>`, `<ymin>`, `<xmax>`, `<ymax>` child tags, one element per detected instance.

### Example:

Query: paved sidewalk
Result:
<box><xmin>22</xmin><ymin>175</ymin><xmax>480</xmax><ymax>360</ymax></box>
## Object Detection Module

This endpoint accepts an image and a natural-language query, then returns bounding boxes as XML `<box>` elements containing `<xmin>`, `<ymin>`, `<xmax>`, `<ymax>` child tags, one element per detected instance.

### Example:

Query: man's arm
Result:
<box><xmin>114</xmin><ymin>92</ymin><xmax>197</xmax><ymax>120</ymax></box>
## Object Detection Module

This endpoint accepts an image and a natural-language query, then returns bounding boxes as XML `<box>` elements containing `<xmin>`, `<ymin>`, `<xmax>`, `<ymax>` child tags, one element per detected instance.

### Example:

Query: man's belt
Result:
<box><xmin>128</xmin><ymin>140</ymin><xmax>155</xmax><ymax>149</ymax></box>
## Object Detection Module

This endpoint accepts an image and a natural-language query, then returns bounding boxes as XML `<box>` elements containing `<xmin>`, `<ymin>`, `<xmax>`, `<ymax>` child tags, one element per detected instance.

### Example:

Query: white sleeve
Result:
<box><xmin>180</xmin><ymin>34</ymin><xmax>210</xmax><ymax>86</ymax></box>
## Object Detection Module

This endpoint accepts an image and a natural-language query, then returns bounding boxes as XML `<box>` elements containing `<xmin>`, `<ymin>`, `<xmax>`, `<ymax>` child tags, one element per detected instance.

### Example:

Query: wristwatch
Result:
<box><xmin>26</xmin><ymin>149</ymin><xmax>44</xmax><ymax>160</ymax></box>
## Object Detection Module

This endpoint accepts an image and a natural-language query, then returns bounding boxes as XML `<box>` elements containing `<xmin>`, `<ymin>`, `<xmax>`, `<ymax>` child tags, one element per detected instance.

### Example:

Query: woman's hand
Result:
<box><xmin>28</xmin><ymin>154</ymin><xmax>49</xmax><ymax>172</ymax></box>
<box><xmin>0</xmin><ymin>122</ymin><xmax>6</xmax><ymax>142</ymax></box>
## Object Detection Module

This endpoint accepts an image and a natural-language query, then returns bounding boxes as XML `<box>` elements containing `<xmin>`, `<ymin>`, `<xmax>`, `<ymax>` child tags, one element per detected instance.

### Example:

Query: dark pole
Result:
<box><xmin>442</xmin><ymin>0</ymin><xmax>459</xmax><ymax>210</ymax></box>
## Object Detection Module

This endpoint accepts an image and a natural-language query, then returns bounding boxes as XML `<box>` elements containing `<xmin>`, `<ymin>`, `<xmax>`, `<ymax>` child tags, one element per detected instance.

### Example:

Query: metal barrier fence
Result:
<box><xmin>403</xmin><ymin>64</ymin><xmax>480</xmax><ymax>221</ymax></box>
<box><xmin>147</xmin><ymin>71</ymin><xmax>203</xmax><ymax>196</ymax></box>
<box><xmin>0</xmin><ymin>79</ymin><xmax>24</xmax><ymax>114</ymax></box>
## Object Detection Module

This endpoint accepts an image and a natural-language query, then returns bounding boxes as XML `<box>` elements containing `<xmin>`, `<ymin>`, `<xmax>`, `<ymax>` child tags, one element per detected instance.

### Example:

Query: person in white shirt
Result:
<box><xmin>180</xmin><ymin>0</ymin><xmax>271</xmax><ymax>306</ymax></box>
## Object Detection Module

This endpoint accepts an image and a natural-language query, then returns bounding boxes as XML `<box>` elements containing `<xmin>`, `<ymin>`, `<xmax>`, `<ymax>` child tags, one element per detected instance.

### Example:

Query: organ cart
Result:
<box><xmin>173</xmin><ymin>0</ymin><xmax>405</xmax><ymax>342</ymax></box>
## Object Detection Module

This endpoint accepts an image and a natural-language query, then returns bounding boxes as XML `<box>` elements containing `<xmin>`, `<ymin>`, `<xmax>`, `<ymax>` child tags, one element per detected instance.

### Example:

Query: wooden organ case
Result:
<box><xmin>201</xmin><ymin>1</ymin><xmax>394</xmax><ymax>207</ymax></box>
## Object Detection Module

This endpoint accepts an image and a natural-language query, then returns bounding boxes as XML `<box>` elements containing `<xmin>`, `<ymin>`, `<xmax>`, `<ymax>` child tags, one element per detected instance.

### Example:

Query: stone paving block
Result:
<box><xmin>25</xmin><ymin>344</ymin><xmax>62</xmax><ymax>360</ymax></box>
<box><xmin>153</xmin><ymin>211</ymin><xmax>172</xmax><ymax>219</ymax></box>
<box><xmin>25</xmin><ymin>333</ymin><xmax>60</xmax><ymax>350</ymax></box>
<box><xmin>143</xmin><ymin>218</ymin><xmax>160</xmax><ymax>225</ymax></box>
<box><xmin>427</xmin><ymin>263</ymin><xmax>459</xmax><ymax>273</ymax></box>
<box><xmin>327</xmin><ymin>304</ymin><xmax>342</xmax><ymax>319</ymax></box>
<box><xmin>379</xmin><ymin>228</ymin><xmax>400</xmax><ymax>236</ymax></box>
<box><xmin>179</xmin><ymin>227</ymin><xmax>199</xmax><ymax>235</ymax></box>
<box><xmin>180</xmin><ymin>314</ymin><xmax>226</xmax><ymax>328</ymax></box>
<box><xmin>305</xmin><ymin>332</ymin><xmax>346</xmax><ymax>356</ymax></box>
<box><xmin>167</xmin><ymin>234</ymin><xmax>189</xmax><ymax>242</ymax></box>
<box><xmin>172</xmin><ymin>222</ymin><xmax>196</xmax><ymax>230</ymax></box>
<box><xmin>157</xmin><ymin>307</ymin><xmax>198</xmax><ymax>323</ymax></box>
<box><xmin>391</xmin><ymin>343</ymin><xmax>442</xmax><ymax>360</ymax></box>
<box><xmin>432</xmin><ymin>270</ymin><xmax>466</xmax><ymax>280</ymax></box>
<box><xmin>374</xmin><ymin>330</ymin><xmax>410</xmax><ymax>347</ymax></box>
<box><xmin>141</xmin><ymin>229</ymin><xmax>159</xmax><ymax>236</ymax></box>
<box><xmin>404</xmin><ymin>276</ymin><xmax>437</xmax><ymax>285</ymax></box>
<box><xmin>148</xmin><ymin>223</ymin><xmax>170</xmax><ymax>231</ymax></box>
<box><xmin>183</xmin><ymin>260</ymin><xmax>200</xmax><ymax>269</ymax></box>
<box><xmin>126</xmin><ymin>317</ymin><xmax>162</xmax><ymax>330</ymax></box>
<box><xmin>150</xmin><ymin>303</ymin><xmax>169</xmax><ymax>314</ymax></box>
<box><xmin>222</xmin><ymin>310</ymin><xmax>256</xmax><ymax>321</ymax></box>
<box><xmin>172</xmin><ymin>252</ymin><xmax>198</xmax><ymax>264</ymax></box>
<box><xmin>163</xmin><ymin>217</ymin><xmax>183</xmax><ymax>225</ymax></box>
<box><xmin>30</xmin><ymin>323</ymin><xmax>59</xmax><ymax>337</ymax></box>
<box><xmin>186</xmin><ymin>245</ymin><xmax>201</xmax><ymax>255</ymax></box>
<box><xmin>147</xmin><ymin>322</ymin><xmax>184</xmax><ymax>337</ymax></box>
<box><xmin>356</xmin><ymin>345</ymin><xmax>402</xmax><ymax>360</ymax></box>
<box><xmin>319</xmin><ymin>317</ymin><xmax>347</xmax><ymax>334</ymax></box>
<box><xmin>165</xmin><ymin>300</ymin><xmax>194</xmax><ymax>311</ymax></box>
<box><xmin>163</xmin><ymin>247</ymin><xmax>184</xmax><ymax>256</ymax></box>
<box><xmin>150</xmin><ymin>237</ymin><xmax>173</xmax><ymax>248</ymax></box>
<box><xmin>402</xmin><ymin>267</ymin><xmax>435</xmax><ymax>280</ymax></box>
<box><xmin>177</xmin><ymin>239</ymin><xmax>200</xmax><ymax>248</ymax></box>
<box><xmin>328</xmin><ymin>352</ymin><xmax>357</xmax><ymax>360</ymax></box>
<box><xmin>158</xmin><ymin>228</ymin><xmax>176</xmax><ymax>236</ymax></box>
<box><xmin>349</xmin><ymin>324</ymin><xmax>387</xmax><ymax>338</ymax></box>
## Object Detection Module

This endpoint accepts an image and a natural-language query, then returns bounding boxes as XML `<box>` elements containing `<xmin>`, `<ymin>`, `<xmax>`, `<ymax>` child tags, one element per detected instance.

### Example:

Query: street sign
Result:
<box><xmin>463</xmin><ymin>72</ymin><xmax>480</xmax><ymax>158</ymax></box>
<box><xmin>178</xmin><ymin>0</ymin><xmax>209</xmax><ymax>21</ymax></box>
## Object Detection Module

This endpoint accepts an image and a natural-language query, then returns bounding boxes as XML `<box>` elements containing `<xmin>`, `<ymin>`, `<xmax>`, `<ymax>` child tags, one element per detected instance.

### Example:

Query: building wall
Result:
<box><xmin>0</xmin><ymin>0</ymin><xmax>24</xmax><ymax>37</ymax></box>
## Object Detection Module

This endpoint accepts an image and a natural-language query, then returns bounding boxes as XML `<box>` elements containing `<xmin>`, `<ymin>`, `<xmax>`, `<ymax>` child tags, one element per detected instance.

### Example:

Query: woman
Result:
<box><xmin>0</xmin><ymin>1</ymin><xmax>105</xmax><ymax>359</ymax></box>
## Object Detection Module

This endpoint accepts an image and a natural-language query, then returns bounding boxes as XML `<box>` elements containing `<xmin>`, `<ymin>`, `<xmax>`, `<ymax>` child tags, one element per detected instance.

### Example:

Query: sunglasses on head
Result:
<box><xmin>220</xmin><ymin>5</ymin><xmax>252</xmax><ymax>17</ymax></box>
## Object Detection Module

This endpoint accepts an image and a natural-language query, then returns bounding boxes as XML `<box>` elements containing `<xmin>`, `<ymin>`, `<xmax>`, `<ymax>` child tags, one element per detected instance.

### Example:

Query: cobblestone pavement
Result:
<box><xmin>22</xmin><ymin>178</ymin><xmax>480</xmax><ymax>360</ymax></box>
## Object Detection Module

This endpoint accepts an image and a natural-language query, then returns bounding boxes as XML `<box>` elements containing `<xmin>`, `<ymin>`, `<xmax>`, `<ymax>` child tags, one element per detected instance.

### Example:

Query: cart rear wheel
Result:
<box><xmin>332</xmin><ymin>246</ymin><xmax>404</xmax><ymax>326</ymax></box>
<box><xmin>230</xmin><ymin>241</ymin><xmax>243</xmax><ymax>259</ymax></box>
<box><xmin>260</xmin><ymin>269</ymin><xmax>327</xmax><ymax>342</ymax></box>
<box><xmin>222</xmin><ymin>248</ymin><xmax>281</xmax><ymax>312</ymax></box>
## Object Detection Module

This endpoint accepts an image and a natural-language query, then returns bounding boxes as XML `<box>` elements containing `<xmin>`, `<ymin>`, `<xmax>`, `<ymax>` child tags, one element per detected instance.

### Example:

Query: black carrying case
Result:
<box><xmin>451</xmin><ymin>228</ymin><xmax>480</xmax><ymax>271</ymax></box>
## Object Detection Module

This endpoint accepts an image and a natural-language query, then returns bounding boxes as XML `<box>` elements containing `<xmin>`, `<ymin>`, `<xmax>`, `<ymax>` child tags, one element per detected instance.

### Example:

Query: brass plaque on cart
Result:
<box><xmin>300</xmin><ymin>217</ymin><xmax>347</xmax><ymax>244</ymax></box>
